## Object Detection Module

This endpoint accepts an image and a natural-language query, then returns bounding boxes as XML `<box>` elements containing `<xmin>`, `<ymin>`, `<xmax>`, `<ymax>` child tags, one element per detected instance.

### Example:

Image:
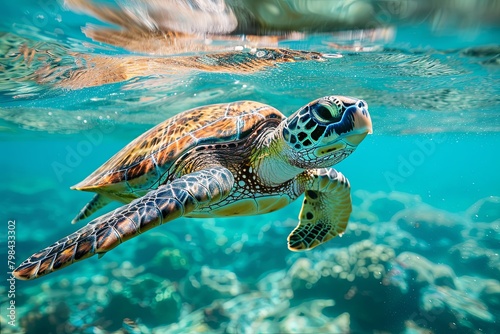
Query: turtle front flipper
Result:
<box><xmin>288</xmin><ymin>168</ymin><xmax>351</xmax><ymax>251</ymax></box>
<box><xmin>71</xmin><ymin>193</ymin><xmax>113</xmax><ymax>224</ymax></box>
<box><xmin>13</xmin><ymin>167</ymin><xmax>234</xmax><ymax>280</ymax></box>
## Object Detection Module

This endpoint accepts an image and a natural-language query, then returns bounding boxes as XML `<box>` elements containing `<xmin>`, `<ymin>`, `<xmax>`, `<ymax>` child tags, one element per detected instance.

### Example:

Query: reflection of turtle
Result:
<box><xmin>2</xmin><ymin>32</ymin><xmax>324</xmax><ymax>92</ymax></box>
<box><xmin>13</xmin><ymin>96</ymin><xmax>372</xmax><ymax>280</ymax></box>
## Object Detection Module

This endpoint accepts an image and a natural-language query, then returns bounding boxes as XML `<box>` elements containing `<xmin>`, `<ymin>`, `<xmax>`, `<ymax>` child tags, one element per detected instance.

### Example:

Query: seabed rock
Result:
<box><xmin>289</xmin><ymin>240</ymin><xmax>408</xmax><ymax>332</ymax></box>
<box><xmin>448</xmin><ymin>239</ymin><xmax>500</xmax><ymax>279</ymax></box>
<box><xmin>396</xmin><ymin>252</ymin><xmax>457</xmax><ymax>289</ymax></box>
<box><xmin>352</xmin><ymin>190</ymin><xmax>422</xmax><ymax>224</ymax></box>
<box><xmin>91</xmin><ymin>273</ymin><xmax>182</xmax><ymax>330</ymax></box>
<box><xmin>256</xmin><ymin>269</ymin><xmax>293</xmax><ymax>303</ymax></box>
<box><xmin>464</xmin><ymin>221</ymin><xmax>500</xmax><ymax>250</ymax></box>
<box><xmin>148</xmin><ymin>247</ymin><xmax>191</xmax><ymax>281</ymax></box>
<box><xmin>127</xmin><ymin>274</ymin><xmax>183</xmax><ymax>325</ymax></box>
<box><xmin>466</xmin><ymin>196</ymin><xmax>500</xmax><ymax>223</ymax></box>
<box><xmin>180</xmin><ymin>266</ymin><xmax>246</xmax><ymax>308</ymax></box>
<box><xmin>392</xmin><ymin>205</ymin><xmax>465</xmax><ymax>258</ymax></box>
<box><xmin>20</xmin><ymin>302</ymin><xmax>75</xmax><ymax>334</ymax></box>
<box><xmin>479</xmin><ymin>280</ymin><xmax>500</xmax><ymax>317</ymax></box>
<box><xmin>378</xmin><ymin>228</ymin><xmax>421</xmax><ymax>254</ymax></box>
<box><xmin>279</xmin><ymin>300</ymin><xmax>350</xmax><ymax>334</ymax></box>
<box><xmin>397</xmin><ymin>254</ymin><xmax>499</xmax><ymax>333</ymax></box>
<box><xmin>420</xmin><ymin>285</ymin><xmax>495</xmax><ymax>333</ymax></box>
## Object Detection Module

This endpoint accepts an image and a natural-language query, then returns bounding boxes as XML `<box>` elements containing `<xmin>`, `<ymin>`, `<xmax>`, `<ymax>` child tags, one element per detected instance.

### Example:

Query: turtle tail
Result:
<box><xmin>12</xmin><ymin>167</ymin><xmax>233</xmax><ymax>280</ymax></box>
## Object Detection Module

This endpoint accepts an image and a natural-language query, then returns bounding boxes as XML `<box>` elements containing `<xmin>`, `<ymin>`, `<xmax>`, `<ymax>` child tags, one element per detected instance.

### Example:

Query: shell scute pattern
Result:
<box><xmin>74</xmin><ymin>101</ymin><xmax>284</xmax><ymax>195</ymax></box>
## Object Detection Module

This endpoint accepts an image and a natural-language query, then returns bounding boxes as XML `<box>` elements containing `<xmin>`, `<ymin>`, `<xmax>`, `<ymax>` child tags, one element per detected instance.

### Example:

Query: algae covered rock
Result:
<box><xmin>378</xmin><ymin>228</ymin><xmax>420</xmax><ymax>254</ymax></box>
<box><xmin>392</xmin><ymin>205</ymin><xmax>464</xmax><ymax>258</ymax></box>
<box><xmin>396</xmin><ymin>252</ymin><xmax>457</xmax><ymax>289</ymax></box>
<box><xmin>466</xmin><ymin>196</ymin><xmax>500</xmax><ymax>223</ymax></box>
<box><xmin>290</xmin><ymin>241</ymin><xmax>397</xmax><ymax>296</ymax></box>
<box><xmin>420</xmin><ymin>285</ymin><xmax>495</xmax><ymax>333</ymax></box>
<box><xmin>479</xmin><ymin>280</ymin><xmax>500</xmax><ymax>316</ymax></box>
<box><xmin>394</xmin><ymin>256</ymin><xmax>499</xmax><ymax>333</ymax></box>
<box><xmin>180</xmin><ymin>266</ymin><xmax>246</xmax><ymax>307</ymax></box>
<box><xmin>279</xmin><ymin>300</ymin><xmax>350</xmax><ymax>334</ymax></box>
<box><xmin>352</xmin><ymin>190</ymin><xmax>421</xmax><ymax>224</ymax></box>
<box><xmin>448</xmin><ymin>239</ymin><xmax>500</xmax><ymax>279</ymax></box>
<box><xmin>96</xmin><ymin>274</ymin><xmax>182</xmax><ymax>329</ymax></box>
<box><xmin>20</xmin><ymin>302</ymin><xmax>76</xmax><ymax>334</ymax></box>
<box><xmin>133</xmin><ymin>232</ymin><xmax>184</xmax><ymax>264</ymax></box>
<box><xmin>288</xmin><ymin>240</ymin><xmax>395</xmax><ymax>291</ymax></box>
<box><xmin>289</xmin><ymin>240</ymin><xmax>408</xmax><ymax>332</ymax></box>
<box><xmin>96</xmin><ymin>293</ymin><xmax>151</xmax><ymax>331</ymax></box>
<box><xmin>394</xmin><ymin>206</ymin><xmax>463</xmax><ymax>241</ymax></box>
<box><xmin>148</xmin><ymin>247</ymin><xmax>191</xmax><ymax>280</ymax></box>
<box><xmin>127</xmin><ymin>274</ymin><xmax>183</xmax><ymax>324</ymax></box>
<box><xmin>465</xmin><ymin>221</ymin><xmax>500</xmax><ymax>249</ymax></box>
<box><xmin>222</xmin><ymin>292</ymin><xmax>289</xmax><ymax>333</ymax></box>
<box><xmin>256</xmin><ymin>269</ymin><xmax>293</xmax><ymax>303</ymax></box>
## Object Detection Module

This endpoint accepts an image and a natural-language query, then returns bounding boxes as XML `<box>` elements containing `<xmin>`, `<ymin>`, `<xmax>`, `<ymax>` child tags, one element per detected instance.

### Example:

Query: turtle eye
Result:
<box><xmin>311</xmin><ymin>103</ymin><xmax>342</xmax><ymax>124</ymax></box>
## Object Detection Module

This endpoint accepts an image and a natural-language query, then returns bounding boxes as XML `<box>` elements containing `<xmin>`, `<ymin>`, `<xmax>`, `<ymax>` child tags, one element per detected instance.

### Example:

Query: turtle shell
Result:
<box><xmin>72</xmin><ymin>101</ymin><xmax>285</xmax><ymax>199</ymax></box>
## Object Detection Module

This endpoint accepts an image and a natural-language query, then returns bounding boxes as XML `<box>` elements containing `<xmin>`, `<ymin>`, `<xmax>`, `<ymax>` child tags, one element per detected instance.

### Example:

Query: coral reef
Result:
<box><xmin>11</xmin><ymin>191</ymin><xmax>500</xmax><ymax>333</ymax></box>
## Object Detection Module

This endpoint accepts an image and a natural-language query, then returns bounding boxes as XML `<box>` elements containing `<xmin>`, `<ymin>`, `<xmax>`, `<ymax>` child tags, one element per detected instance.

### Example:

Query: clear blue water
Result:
<box><xmin>1</xmin><ymin>1</ymin><xmax>499</xmax><ymax>333</ymax></box>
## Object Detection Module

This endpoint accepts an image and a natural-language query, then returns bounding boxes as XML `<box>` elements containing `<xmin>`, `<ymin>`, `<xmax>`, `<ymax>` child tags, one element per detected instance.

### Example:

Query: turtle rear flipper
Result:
<box><xmin>71</xmin><ymin>193</ymin><xmax>113</xmax><ymax>224</ymax></box>
<box><xmin>13</xmin><ymin>167</ymin><xmax>234</xmax><ymax>280</ymax></box>
<box><xmin>288</xmin><ymin>168</ymin><xmax>351</xmax><ymax>251</ymax></box>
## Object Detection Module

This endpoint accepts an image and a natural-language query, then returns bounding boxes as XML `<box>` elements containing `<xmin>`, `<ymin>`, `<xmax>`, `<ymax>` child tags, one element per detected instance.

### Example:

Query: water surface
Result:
<box><xmin>1</xmin><ymin>1</ymin><xmax>499</xmax><ymax>333</ymax></box>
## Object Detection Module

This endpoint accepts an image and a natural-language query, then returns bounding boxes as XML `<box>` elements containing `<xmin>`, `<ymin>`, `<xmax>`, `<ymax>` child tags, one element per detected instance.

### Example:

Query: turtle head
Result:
<box><xmin>281</xmin><ymin>95</ymin><xmax>372</xmax><ymax>168</ymax></box>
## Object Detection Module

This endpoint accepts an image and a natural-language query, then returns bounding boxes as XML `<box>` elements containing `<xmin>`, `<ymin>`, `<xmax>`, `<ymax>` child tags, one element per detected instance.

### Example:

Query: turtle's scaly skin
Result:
<box><xmin>13</xmin><ymin>96</ymin><xmax>372</xmax><ymax>280</ymax></box>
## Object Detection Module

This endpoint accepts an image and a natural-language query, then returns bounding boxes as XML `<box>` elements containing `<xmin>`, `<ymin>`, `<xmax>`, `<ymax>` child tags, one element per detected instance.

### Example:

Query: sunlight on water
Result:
<box><xmin>1</xmin><ymin>1</ymin><xmax>499</xmax><ymax>333</ymax></box>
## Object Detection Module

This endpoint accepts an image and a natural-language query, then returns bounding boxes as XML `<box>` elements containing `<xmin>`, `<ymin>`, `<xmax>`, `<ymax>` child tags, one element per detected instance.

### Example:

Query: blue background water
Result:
<box><xmin>1</xmin><ymin>0</ymin><xmax>499</xmax><ymax>333</ymax></box>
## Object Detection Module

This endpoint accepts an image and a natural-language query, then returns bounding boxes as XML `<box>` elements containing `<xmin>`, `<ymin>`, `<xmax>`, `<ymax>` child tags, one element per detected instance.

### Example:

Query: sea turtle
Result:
<box><xmin>13</xmin><ymin>95</ymin><xmax>372</xmax><ymax>280</ymax></box>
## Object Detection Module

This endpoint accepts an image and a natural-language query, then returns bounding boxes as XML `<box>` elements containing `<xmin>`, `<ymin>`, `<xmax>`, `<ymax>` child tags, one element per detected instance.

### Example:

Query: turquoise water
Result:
<box><xmin>1</xmin><ymin>1</ymin><xmax>500</xmax><ymax>333</ymax></box>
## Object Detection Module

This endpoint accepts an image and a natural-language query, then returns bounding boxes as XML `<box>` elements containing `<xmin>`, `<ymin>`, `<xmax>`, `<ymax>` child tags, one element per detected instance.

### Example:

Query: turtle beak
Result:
<box><xmin>344</xmin><ymin>132</ymin><xmax>369</xmax><ymax>146</ymax></box>
<box><xmin>343</xmin><ymin>100</ymin><xmax>372</xmax><ymax>146</ymax></box>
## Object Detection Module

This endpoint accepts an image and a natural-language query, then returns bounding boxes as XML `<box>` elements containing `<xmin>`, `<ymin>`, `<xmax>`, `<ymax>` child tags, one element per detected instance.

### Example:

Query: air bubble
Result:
<box><xmin>322</xmin><ymin>53</ymin><xmax>343</xmax><ymax>59</ymax></box>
